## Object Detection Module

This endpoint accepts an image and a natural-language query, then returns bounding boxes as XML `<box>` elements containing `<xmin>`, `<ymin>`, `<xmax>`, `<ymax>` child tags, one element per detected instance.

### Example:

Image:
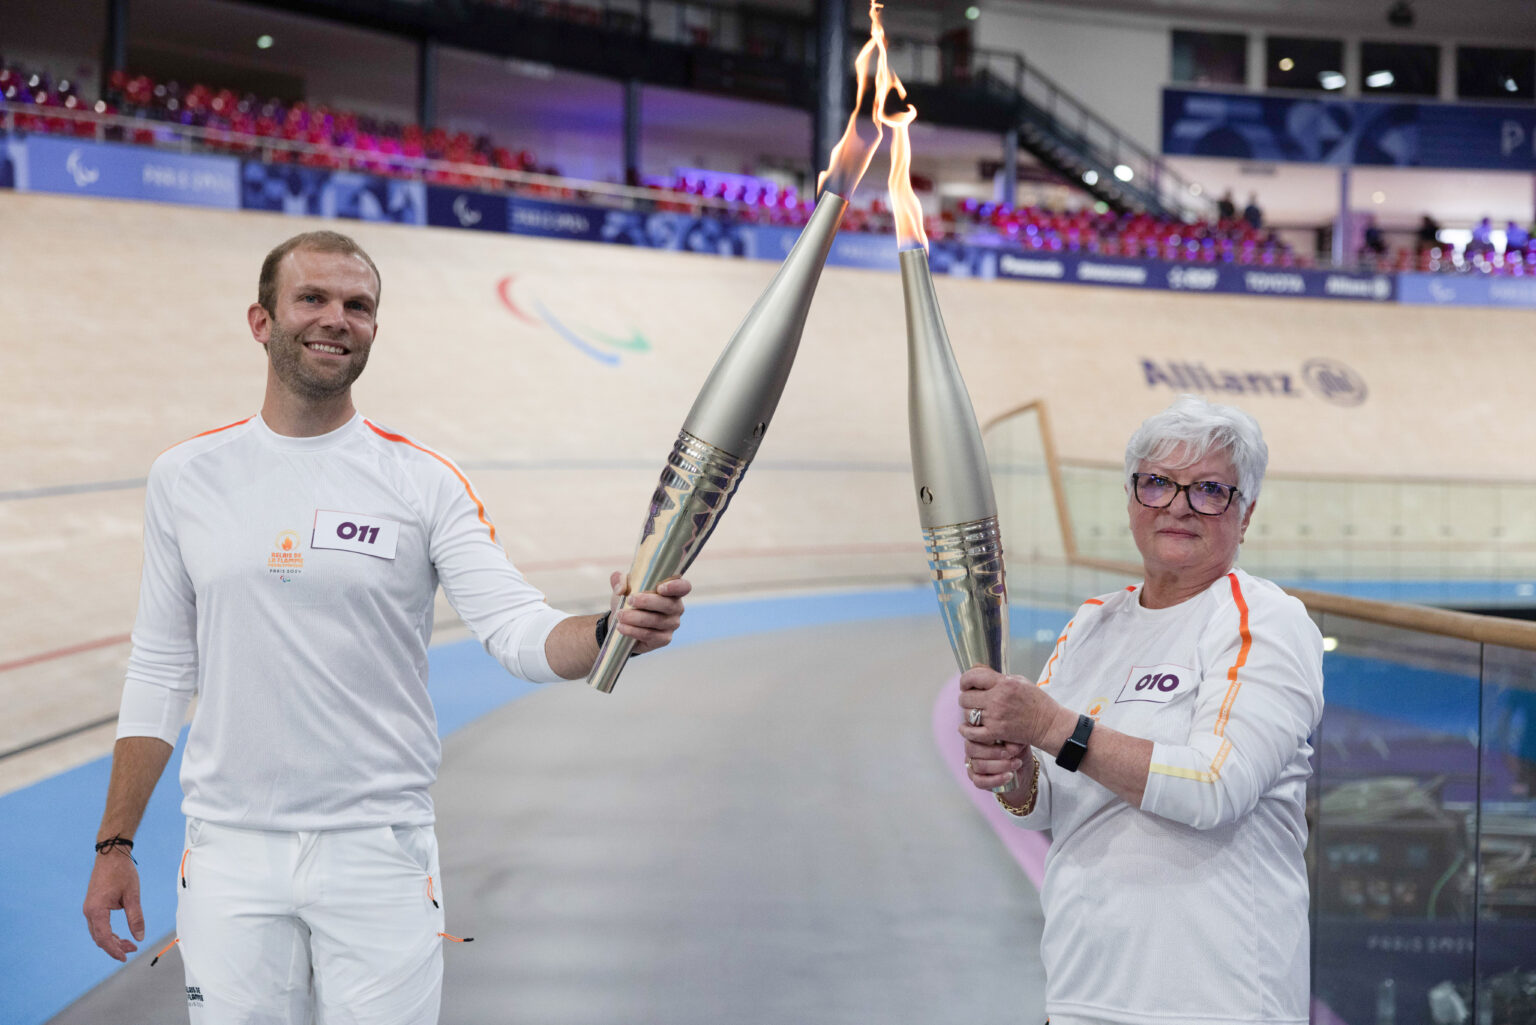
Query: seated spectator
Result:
<box><xmin>1468</xmin><ymin>216</ymin><xmax>1495</xmax><ymax>256</ymax></box>
<box><xmin>1216</xmin><ymin>189</ymin><xmax>1236</xmax><ymax>222</ymax></box>
<box><xmin>1416</xmin><ymin>213</ymin><xmax>1441</xmax><ymax>252</ymax></box>
<box><xmin>1359</xmin><ymin>215</ymin><xmax>1387</xmax><ymax>265</ymax></box>
<box><xmin>1242</xmin><ymin>192</ymin><xmax>1263</xmax><ymax>230</ymax></box>
<box><xmin>1505</xmin><ymin>220</ymin><xmax>1530</xmax><ymax>253</ymax></box>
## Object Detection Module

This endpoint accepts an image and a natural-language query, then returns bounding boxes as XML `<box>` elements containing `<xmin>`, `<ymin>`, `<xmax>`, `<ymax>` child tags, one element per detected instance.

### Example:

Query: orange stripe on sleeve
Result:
<box><xmin>1040</xmin><ymin>620</ymin><xmax>1073</xmax><ymax>687</ymax></box>
<box><xmin>160</xmin><ymin>416</ymin><xmax>253</xmax><ymax>455</ymax></box>
<box><xmin>364</xmin><ymin>420</ymin><xmax>497</xmax><ymax>543</ymax></box>
<box><xmin>1213</xmin><ymin>572</ymin><xmax>1252</xmax><ymax>737</ymax></box>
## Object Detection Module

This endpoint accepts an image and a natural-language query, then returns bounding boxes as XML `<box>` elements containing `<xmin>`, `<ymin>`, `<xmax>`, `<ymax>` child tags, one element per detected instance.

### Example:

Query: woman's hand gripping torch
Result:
<box><xmin>877</xmin><ymin>34</ymin><xmax>1014</xmax><ymax>791</ymax></box>
<box><xmin>587</xmin><ymin>3</ymin><xmax>895</xmax><ymax>692</ymax></box>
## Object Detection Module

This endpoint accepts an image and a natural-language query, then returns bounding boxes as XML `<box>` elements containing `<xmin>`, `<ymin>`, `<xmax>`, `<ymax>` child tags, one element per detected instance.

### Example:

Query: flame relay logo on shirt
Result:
<box><xmin>1142</xmin><ymin>357</ymin><xmax>1368</xmax><ymax>406</ymax></box>
<box><xmin>268</xmin><ymin>529</ymin><xmax>304</xmax><ymax>579</ymax></box>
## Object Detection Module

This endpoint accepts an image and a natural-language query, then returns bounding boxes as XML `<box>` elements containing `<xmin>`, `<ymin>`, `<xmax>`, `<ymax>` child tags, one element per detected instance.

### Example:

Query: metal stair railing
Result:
<box><xmin>887</xmin><ymin>37</ymin><xmax>1215</xmax><ymax>222</ymax></box>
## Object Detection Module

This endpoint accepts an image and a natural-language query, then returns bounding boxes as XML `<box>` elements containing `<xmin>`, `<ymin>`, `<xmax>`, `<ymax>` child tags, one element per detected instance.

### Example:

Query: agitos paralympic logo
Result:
<box><xmin>496</xmin><ymin>275</ymin><xmax>652</xmax><ymax>367</ymax></box>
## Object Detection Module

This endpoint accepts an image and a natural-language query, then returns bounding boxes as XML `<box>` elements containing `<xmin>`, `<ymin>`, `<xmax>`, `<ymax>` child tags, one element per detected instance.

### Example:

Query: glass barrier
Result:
<box><xmin>1051</xmin><ymin>461</ymin><xmax>1536</xmax><ymax>604</ymax></box>
<box><xmin>986</xmin><ymin>402</ymin><xmax>1536</xmax><ymax>1025</ymax></box>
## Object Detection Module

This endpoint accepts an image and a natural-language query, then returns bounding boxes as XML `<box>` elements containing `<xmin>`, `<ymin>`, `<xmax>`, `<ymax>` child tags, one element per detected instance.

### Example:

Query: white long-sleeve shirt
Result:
<box><xmin>117</xmin><ymin>413</ymin><xmax>571</xmax><ymax>830</ymax></box>
<box><xmin>1005</xmin><ymin>569</ymin><xmax>1324</xmax><ymax>1025</ymax></box>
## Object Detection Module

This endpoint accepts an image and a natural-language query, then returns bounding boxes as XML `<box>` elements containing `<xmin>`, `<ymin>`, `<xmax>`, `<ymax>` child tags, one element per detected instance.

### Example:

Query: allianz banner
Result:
<box><xmin>1163</xmin><ymin>88</ymin><xmax>1536</xmax><ymax>170</ymax></box>
<box><xmin>996</xmin><ymin>250</ymin><xmax>1396</xmax><ymax>302</ymax></box>
<box><xmin>17</xmin><ymin>136</ymin><xmax>239</xmax><ymax>207</ymax></box>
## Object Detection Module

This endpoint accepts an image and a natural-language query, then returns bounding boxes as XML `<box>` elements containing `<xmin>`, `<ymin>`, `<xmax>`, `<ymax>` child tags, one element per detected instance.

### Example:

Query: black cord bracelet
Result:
<box><xmin>94</xmin><ymin>836</ymin><xmax>138</xmax><ymax>864</ymax></box>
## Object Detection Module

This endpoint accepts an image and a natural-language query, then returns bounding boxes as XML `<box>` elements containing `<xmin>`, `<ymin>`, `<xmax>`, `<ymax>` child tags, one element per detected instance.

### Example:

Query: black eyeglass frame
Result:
<box><xmin>1130</xmin><ymin>472</ymin><xmax>1242</xmax><ymax>516</ymax></box>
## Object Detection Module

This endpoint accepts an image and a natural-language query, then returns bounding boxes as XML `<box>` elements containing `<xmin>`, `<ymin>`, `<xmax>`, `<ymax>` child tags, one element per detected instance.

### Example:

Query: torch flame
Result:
<box><xmin>817</xmin><ymin>2</ymin><xmax>890</xmax><ymax>201</ymax></box>
<box><xmin>871</xmin><ymin>7</ymin><xmax>927</xmax><ymax>253</ymax></box>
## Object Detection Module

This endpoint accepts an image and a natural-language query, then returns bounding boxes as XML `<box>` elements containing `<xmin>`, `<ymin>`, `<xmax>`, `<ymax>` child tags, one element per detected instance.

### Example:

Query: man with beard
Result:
<box><xmin>82</xmin><ymin>230</ymin><xmax>691</xmax><ymax>1024</ymax></box>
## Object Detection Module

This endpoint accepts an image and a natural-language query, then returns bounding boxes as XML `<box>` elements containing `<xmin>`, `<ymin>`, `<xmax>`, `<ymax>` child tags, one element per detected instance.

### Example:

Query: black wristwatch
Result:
<box><xmin>594</xmin><ymin>611</ymin><xmax>640</xmax><ymax>658</ymax></box>
<box><xmin>1055</xmin><ymin>713</ymin><xmax>1095</xmax><ymax>772</ymax></box>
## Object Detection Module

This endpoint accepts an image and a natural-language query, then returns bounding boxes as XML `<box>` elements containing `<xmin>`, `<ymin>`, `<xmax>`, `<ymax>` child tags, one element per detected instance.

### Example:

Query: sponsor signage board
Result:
<box><xmin>1164</xmin><ymin>87</ymin><xmax>1536</xmax><ymax>171</ymax></box>
<box><xmin>1397</xmin><ymin>272</ymin><xmax>1536</xmax><ymax>309</ymax></box>
<box><xmin>427</xmin><ymin>187</ymin><xmax>510</xmax><ymax>233</ymax></box>
<box><xmin>996</xmin><ymin>249</ymin><xmax>1395</xmax><ymax>302</ymax></box>
<box><xmin>241</xmin><ymin>163</ymin><xmax>424</xmax><ymax>223</ymax></box>
<box><xmin>22</xmin><ymin>136</ymin><xmax>239</xmax><ymax>208</ymax></box>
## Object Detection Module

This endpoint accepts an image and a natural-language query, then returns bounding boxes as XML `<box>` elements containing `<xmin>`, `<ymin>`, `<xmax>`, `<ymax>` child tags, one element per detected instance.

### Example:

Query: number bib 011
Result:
<box><xmin>311</xmin><ymin>509</ymin><xmax>400</xmax><ymax>560</ymax></box>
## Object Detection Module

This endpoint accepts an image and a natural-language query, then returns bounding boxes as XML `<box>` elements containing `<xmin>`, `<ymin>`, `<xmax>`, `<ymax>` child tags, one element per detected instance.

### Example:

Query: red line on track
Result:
<box><xmin>1</xmin><ymin>634</ymin><xmax>132</xmax><ymax>675</ymax></box>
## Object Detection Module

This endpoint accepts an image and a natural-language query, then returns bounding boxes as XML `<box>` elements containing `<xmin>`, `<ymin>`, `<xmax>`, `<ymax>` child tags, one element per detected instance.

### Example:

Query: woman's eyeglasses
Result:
<box><xmin>1131</xmin><ymin>473</ymin><xmax>1241</xmax><ymax>516</ymax></box>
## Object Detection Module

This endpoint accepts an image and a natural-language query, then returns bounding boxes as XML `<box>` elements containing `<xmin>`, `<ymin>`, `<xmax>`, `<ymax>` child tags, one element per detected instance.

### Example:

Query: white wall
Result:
<box><xmin>977</xmin><ymin>4</ymin><xmax>1168</xmax><ymax>154</ymax></box>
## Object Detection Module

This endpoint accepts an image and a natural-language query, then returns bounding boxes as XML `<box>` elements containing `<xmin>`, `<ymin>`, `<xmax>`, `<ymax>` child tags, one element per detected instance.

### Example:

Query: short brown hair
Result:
<box><xmin>257</xmin><ymin>231</ymin><xmax>382</xmax><ymax>316</ymax></box>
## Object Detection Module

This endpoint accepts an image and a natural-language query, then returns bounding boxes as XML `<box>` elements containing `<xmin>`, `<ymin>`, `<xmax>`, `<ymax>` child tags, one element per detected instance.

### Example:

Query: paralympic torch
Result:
<box><xmin>879</xmin><ymin>48</ymin><xmax>1009</xmax><ymax>679</ymax></box>
<box><xmin>588</xmin><ymin>5</ymin><xmax>892</xmax><ymax>692</ymax></box>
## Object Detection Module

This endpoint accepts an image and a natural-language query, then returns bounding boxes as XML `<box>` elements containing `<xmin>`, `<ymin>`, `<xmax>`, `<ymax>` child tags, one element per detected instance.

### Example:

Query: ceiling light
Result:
<box><xmin>1082</xmin><ymin>169</ymin><xmax>1099</xmax><ymax>185</ymax></box>
<box><xmin>256</xmin><ymin>34</ymin><xmax>274</xmax><ymax>49</ymax></box>
<box><xmin>1506</xmin><ymin>77</ymin><xmax>1520</xmax><ymax>92</ymax></box>
<box><xmin>1114</xmin><ymin>164</ymin><xmax>1134</xmax><ymax>182</ymax></box>
<box><xmin>1319</xmin><ymin>71</ymin><xmax>1347</xmax><ymax>90</ymax></box>
<box><xmin>1278</xmin><ymin>57</ymin><xmax>1295</xmax><ymax>72</ymax></box>
<box><xmin>965</xmin><ymin>6</ymin><xmax>980</xmax><ymax>20</ymax></box>
<box><xmin>1366</xmin><ymin>70</ymin><xmax>1395</xmax><ymax>88</ymax></box>
<box><xmin>1189</xmin><ymin>183</ymin><xmax>1204</xmax><ymax>196</ymax></box>
<box><xmin>1372</xmin><ymin>191</ymin><xmax>1387</xmax><ymax>204</ymax></box>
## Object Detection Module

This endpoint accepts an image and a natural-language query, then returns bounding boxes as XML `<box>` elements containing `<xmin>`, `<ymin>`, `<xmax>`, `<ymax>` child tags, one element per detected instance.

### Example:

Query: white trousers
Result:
<box><xmin>175</xmin><ymin>818</ymin><xmax>446</xmax><ymax>1025</ymax></box>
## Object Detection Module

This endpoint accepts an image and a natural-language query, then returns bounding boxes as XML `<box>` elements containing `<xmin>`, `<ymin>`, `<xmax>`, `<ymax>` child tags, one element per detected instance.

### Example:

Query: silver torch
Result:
<box><xmin>879</xmin><ymin>41</ymin><xmax>1010</xmax><ymax>682</ymax></box>
<box><xmin>902</xmin><ymin>249</ymin><xmax>1009</xmax><ymax>678</ymax></box>
<box><xmin>588</xmin><ymin>10</ymin><xmax>891</xmax><ymax>692</ymax></box>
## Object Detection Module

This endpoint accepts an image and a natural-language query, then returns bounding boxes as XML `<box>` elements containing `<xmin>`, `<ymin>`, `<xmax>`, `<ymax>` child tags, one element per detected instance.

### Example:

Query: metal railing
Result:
<box><xmin>0</xmin><ymin>100</ymin><xmax>801</xmax><ymax>221</ymax></box>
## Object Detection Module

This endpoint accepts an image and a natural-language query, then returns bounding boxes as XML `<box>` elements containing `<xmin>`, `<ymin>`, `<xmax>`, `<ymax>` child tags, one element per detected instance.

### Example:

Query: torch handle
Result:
<box><xmin>923</xmin><ymin>516</ymin><xmax>1009</xmax><ymax>676</ymax></box>
<box><xmin>588</xmin><ymin>430</ymin><xmax>749</xmax><ymax>693</ymax></box>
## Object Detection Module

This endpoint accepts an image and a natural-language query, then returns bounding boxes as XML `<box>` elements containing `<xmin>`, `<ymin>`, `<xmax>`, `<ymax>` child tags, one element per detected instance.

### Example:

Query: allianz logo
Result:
<box><xmin>999</xmin><ymin>254</ymin><xmax>1065</xmax><ymax>279</ymax></box>
<box><xmin>1166</xmin><ymin>266</ymin><xmax>1219</xmax><ymax>290</ymax></box>
<box><xmin>1143</xmin><ymin>356</ymin><xmax>1368</xmax><ymax>406</ymax></box>
<box><xmin>1324</xmin><ymin>274</ymin><xmax>1392</xmax><ymax>301</ymax></box>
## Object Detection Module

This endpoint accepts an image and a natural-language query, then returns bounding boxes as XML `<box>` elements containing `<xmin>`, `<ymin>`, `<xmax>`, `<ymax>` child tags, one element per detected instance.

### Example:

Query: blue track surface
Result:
<box><xmin>4</xmin><ymin>586</ymin><xmax>1073</xmax><ymax>1025</ymax></box>
<box><xmin>5</xmin><ymin>584</ymin><xmax>1530</xmax><ymax>1024</ymax></box>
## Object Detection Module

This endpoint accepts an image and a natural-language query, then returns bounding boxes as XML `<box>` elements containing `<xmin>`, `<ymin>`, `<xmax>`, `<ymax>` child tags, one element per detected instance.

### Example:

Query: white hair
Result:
<box><xmin>1124</xmin><ymin>395</ymin><xmax>1269</xmax><ymax>506</ymax></box>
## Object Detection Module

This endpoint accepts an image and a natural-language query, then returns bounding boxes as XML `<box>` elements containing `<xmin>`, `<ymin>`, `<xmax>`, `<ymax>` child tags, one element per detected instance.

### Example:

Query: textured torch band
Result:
<box><xmin>922</xmin><ymin>515</ymin><xmax>1009</xmax><ymax>676</ymax></box>
<box><xmin>587</xmin><ymin>430</ymin><xmax>749</xmax><ymax>692</ymax></box>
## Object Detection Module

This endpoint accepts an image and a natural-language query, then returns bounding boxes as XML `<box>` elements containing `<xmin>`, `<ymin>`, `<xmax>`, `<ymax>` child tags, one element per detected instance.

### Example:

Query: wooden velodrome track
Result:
<box><xmin>6</xmin><ymin>190</ymin><xmax>1535</xmax><ymax>793</ymax></box>
<box><xmin>3</xmin><ymin>190</ymin><xmax>1534</xmax><ymax>1021</ymax></box>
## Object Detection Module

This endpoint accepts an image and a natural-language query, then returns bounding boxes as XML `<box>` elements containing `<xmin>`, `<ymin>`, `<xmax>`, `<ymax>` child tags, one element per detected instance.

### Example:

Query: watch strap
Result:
<box><xmin>1055</xmin><ymin>713</ymin><xmax>1095</xmax><ymax>772</ymax></box>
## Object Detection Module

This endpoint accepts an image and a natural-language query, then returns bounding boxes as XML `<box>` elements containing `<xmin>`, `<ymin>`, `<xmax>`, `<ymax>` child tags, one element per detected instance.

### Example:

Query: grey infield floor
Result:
<box><xmin>50</xmin><ymin>618</ymin><xmax>1050</xmax><ymax>1025</ymax></box>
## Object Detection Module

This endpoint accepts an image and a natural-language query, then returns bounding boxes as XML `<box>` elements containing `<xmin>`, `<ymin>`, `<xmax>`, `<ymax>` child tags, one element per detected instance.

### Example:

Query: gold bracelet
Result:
<box><xmin>995</xmin><ymin>758</ymin><xmax>1040</xmax><ymax>817</ymax></box>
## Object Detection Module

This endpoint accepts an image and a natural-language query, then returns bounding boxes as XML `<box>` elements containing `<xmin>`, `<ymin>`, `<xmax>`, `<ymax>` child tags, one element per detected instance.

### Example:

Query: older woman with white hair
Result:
<box><xmin>959</xmin><ymin>394</ymin><xmax>1324</xmax><ymax>1025</ymax></box>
